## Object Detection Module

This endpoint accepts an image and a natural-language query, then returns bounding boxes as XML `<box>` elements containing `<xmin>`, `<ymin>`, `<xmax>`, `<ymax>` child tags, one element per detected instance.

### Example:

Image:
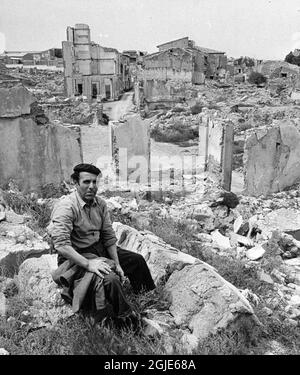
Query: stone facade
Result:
<box><xmin>143</xmin><ymin>37</ymin><xmax>227</xmax><ymax>102</ymax></box>
<box><xmin>62</xmin><ymin>24</ymin><xmax>132</xmax><ymax>101</ymax></box>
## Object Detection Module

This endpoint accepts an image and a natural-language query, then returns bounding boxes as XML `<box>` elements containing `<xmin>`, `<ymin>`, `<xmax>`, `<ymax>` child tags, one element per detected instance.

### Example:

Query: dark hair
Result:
<box><xmin>71</xmin><ymin>163</ymin><xmax>101</xmax><ymax>184</ymax></box>
<box><xmin>71</xmin><ymin>171</ymin><xmax>80</xmax><ymax>184</ymax></box>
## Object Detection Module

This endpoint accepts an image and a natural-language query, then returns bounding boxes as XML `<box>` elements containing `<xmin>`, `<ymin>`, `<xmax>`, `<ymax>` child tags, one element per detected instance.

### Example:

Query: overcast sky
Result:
<box><xmin>0</xmin><ymin>0</ymin><xmax>300</xmax><ymax>59</ymax></box>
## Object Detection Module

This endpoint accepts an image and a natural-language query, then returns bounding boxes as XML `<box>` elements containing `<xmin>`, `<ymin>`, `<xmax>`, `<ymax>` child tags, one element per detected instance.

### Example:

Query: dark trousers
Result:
<box><xmin>86</xmin><ymin>249</ymin><xmax>155</xmax><ymax>318</ymax></box>
<box><xmin>117</xmin><ymin>247</ymin><xmax>156</xmax><ymax>293</ymax></box>
<box><xmin>99</xmin><ymin>272</ymin><xmax>132</xmax><ymax>318</ymax></box>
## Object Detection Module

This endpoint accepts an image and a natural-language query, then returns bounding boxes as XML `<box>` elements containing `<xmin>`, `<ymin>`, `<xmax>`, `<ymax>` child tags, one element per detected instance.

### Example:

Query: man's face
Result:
<box><xmin>76</xmin><ymin>172</ymin><xmax>98</xmax><ymax>202</ymax></box>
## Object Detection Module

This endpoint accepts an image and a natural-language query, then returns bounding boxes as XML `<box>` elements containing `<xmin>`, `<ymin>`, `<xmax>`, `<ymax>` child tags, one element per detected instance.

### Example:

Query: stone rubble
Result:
<box><xmin>246</xmin><ymin>245</ymin><xmax>266</xmax><ymax>261</ymax></box>
<box><xmin>16</xmin><ymin>254</ymin><xmax>74</xmax><ymax>328</ymax></box>
<box><xmin>101</xmin><ymin>178</ymin><xmax>300</xmax><ymax>326</ymax></box>
<box><xmin>0</xmin><ymin>348</ymin><xmax>10</xmax><ymax>355</ymax></box>
<box><xmin>13</xmin><ymin>220</ymin><xmax>259</xmax><ymax>347</ymax></box>
<box><xmin>0</xmin><ymin>189</ymin><xmax>50</xmax><ymax>277</ymax></box>
<box><xmin>0</xmin><ymin>196</ymin><xmax>263</xmax><ymax>347</ymax></box>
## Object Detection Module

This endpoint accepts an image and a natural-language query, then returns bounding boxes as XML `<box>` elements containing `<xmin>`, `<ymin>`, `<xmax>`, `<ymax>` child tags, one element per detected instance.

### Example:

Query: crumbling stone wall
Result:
<box><xmin>0</xmin><ymin>82</ymin><xmax>82</xmax><ymax>193</ymax></box>
<box><xmin>244</xmin><ymin>121</ymin><xmax>300</xmax><ymax>196</ymax></box>
<box><xmin>109</xmin><ymin>115</ymin><xmax>150</xmax><ymax>186</ymax></box>
<box><xmin>143</xmin><ymin>48</ymin><xmax>207</xmax><ymax>104</ymax></box>
<box><xmin>199</xmin><ymin>114</ymin><xmax>233</xmax><ymax>191</ymax></box>
<box><xmin>143</xmin><ymin>48</ymin><xmax>193</xmax><ymax>103</ymax></box>
<box><xmin>144</xmin><ymin>48</ymin><xmax>193</xmax><ymax>78</ymax></box>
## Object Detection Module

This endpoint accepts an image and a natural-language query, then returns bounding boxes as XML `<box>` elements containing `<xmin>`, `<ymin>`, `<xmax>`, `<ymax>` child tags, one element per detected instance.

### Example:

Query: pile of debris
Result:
<box><xmin>0</xmin><ymin>190</ymin><xmax>50</xmax><ymax>277</ymax></box>
<box><xmin>103</xmin><ymin>177</ymin><xmax>300</xmax><ymax>326</ymax></box>
<box><xmin>42</xmin><ymin>97</ymin><xmax>100</xmax><ymax>125</ymax></box>
<box><xmin>149</xmin><ymin>105</ymin><xmax>200</xmax><ymax>142</ymax></box>
<box><xmin>2</xmin><ymin>68</ymin><xmax>109</xmax><ymax>126</ymax></box>
<box><xmin>6</xmin><ymin>68</ymin><xmax>64</xmax><ymax>96</ymax></box>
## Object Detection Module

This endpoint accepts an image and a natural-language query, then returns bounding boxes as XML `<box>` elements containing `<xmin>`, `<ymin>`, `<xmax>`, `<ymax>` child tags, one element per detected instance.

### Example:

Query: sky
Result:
<box><xmin>0</xmin><ymin>0</ymin><xmax>300</xmax><ymax>60</ymax></box>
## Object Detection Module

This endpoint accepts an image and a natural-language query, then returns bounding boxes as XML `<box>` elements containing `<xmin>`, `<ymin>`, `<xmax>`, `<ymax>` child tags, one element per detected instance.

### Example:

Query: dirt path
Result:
<box><xmin>103</xmin><ymin>91</ymin><xmax>134</xmax><ymax>121</ymax></box>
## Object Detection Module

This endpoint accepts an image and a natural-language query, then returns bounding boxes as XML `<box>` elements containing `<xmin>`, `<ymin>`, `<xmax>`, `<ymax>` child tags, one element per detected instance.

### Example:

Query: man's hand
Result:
<box><xmin>87</xmin><ymin>258</ymin><xmax>111</xmax><ymax>278</ymax></box>
<box><xmin>115</xmin><ymin>264</ymin><xmax>126</xmax><ymax>284</ymax></box>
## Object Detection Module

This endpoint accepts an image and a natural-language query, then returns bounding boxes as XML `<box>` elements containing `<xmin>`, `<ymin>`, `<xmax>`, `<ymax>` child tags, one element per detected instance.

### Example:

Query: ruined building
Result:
<box><xmin>0</xmin><ymin>49</ymin><xmax>63</xmax><ymax>67</ymax></box>
<box><xmin>257</xmin><ymin>60</ymin><xmax>300</xmax><ymax>80</ymax></box>
<box><xmin>122</xmin><ymin>50</ymin><xmax>146</xmax><ymax>84</ymax></box>
<box><xmin>122</xmin><ymin>50</ymin><xmax>146</xmax><ymax>65</ymax></box>
<box><xmin>62</xmin><ymin>24</ymin><xmax>131</xmax><ymax>101</ymax></box>
<box><xmin>142</xmin><ymin>37</ymin><xmax>227</xmax><ymax>103</ymax></box>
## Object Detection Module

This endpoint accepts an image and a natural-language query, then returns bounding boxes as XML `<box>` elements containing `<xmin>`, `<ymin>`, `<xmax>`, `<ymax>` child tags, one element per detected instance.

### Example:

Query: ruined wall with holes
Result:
<box><xmin>244</xmin><ymin>120</ymin><xmax>300</xmax><ymax>196</ymax></box>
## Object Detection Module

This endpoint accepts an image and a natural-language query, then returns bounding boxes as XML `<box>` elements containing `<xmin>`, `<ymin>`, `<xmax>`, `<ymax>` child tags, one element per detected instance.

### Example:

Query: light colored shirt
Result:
<box><xmin>48</xmin><ymin>191</ymin><xmax>117</xmax><ymax>251</ymax></box>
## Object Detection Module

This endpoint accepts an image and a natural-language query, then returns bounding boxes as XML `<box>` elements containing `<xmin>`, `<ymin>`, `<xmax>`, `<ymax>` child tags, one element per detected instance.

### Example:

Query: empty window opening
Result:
<box><xmin>92</xmin><ymin>83</ymin><xmax>98</xmax><ymax>99</ymax></box>
<box><xmin>105</xmin><ymin>84</ymin><xmax>111</xmax><ymax>99</ymax></box>
<box><xmin>76</xmin><ymin>83</ymin><xmax>83</xmax><ymax>96</ymax></box>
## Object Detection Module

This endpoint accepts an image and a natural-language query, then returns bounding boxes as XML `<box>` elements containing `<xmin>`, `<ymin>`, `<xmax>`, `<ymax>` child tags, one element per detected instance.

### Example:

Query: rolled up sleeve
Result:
<box><xmin>50</xmin><ymin>201</ymin><xmax>74</xmax><ymax>249</ymax></box>
<box><xmin>100</xmin><ymin>201</ymin><xmax>117</xmax><ymax>248</ymax></box>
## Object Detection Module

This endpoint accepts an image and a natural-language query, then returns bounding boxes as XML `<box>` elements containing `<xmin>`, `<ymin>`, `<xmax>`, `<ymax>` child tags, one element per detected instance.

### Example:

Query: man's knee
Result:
<box><xmin>131</xmin><ymin>253</ymin><xmax>147</xmax><ymax>267</ymax></box>
<box><xmin>103</xmin><ymin>272</ymin><xmax>120</xmax><ymax>287</ymax></box>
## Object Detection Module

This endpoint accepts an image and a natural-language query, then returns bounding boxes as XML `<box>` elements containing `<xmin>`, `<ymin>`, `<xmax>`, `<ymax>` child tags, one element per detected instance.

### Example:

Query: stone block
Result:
<box><xmin>17</xmin><ymin>254</ymin><xmax>73</xmax><ymax>327</ymax></box>
<box><xmin>109</xmin><ymin>115</ymin><xmax>150</xmax><ymax>186</ymax></box>
<box><xmin>0</xmin><ymin>84</ymin><xmax>35</xmax><ymax>118</ymax></box>
<box><xmin>112</xmin><ymin>222</ymin><xmax>196</xmax><ymax>283</ymax></box>
<box><xmin>244</xmin><ymin>121</ymin><xmax>300</xmax><ymax>196</ymax></box>
<box><xmin>164</xmin><ymin>262</ymin><xmax>257</xmax><ymax>339</ymax></box>
<box><xmin>0</xmin><ymin>118</ymin><xmax>82</xmax><ymax>193</ymax></box>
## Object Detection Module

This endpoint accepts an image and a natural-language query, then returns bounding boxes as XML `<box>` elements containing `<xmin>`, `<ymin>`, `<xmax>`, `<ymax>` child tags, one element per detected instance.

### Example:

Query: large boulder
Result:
<box><xmin>281</xmin><ymin>258</ymin><xmax>300</xmax><ymax>286</ymax></box>
<box><xmin>0</xmin><ymin>83</ymin><xmax>35</xmax><ymax>118</ymax></box>
<box><xmin>0</xmin><ymin>219</ymin><xmax>50</xmax><ymax>277</ymax></box>
<box><xmin>113</xmin><ymin>222</ymin><xmax>258</xmax><ymax>340</ymax></box>
<box><xmin>17</xmin><ymin>254</ymin><xmax>73</xmax><ymax>327</ymax></box>
<box><xmin>164</xmin><ymin>262</ymin><xmax>257</xmax><ymax>339</ymax></box>
<box><xmin>113</xmin><ymin>222</ymin><xmax>196</xmax><ymax>283</ymax></box>
<box><xmin>257</xmin><ymin>208</ymin><xmax>300</xmax><ymax>239</ymax></box>
<box><xmin>244</xmin><ymin>121</ymin><xmax>300</xmax><ymax>196</ymax></box>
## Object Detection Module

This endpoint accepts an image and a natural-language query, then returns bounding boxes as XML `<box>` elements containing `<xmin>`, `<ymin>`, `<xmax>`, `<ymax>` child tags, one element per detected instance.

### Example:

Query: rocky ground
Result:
<box><xmin>0</xmin><ymin>176</ymin><xmax>300</xmax><ymax>354</ymax></box>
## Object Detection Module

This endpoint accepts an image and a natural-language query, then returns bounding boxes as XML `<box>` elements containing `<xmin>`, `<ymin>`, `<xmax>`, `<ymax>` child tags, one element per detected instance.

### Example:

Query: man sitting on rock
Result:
<box><xmin>48</xmin><ymin>163</ymin><xmax>155</xmax><ymax>326</ymax></box>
